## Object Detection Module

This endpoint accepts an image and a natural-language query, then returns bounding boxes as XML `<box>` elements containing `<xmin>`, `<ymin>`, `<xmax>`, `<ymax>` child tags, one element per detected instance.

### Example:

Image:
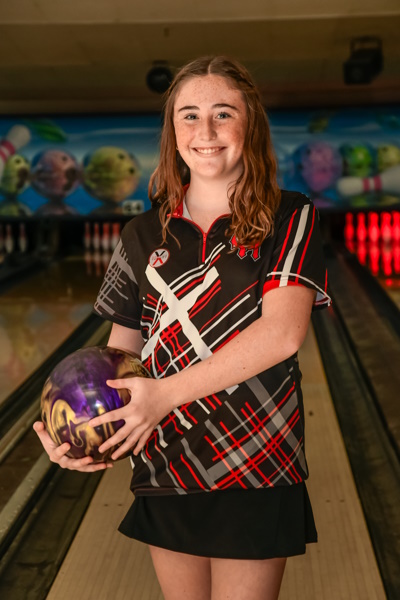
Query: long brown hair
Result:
<box><xmin>148</xmin><ymin>56</ymin><xmax>281</xmax><ymax>248</ymax></box>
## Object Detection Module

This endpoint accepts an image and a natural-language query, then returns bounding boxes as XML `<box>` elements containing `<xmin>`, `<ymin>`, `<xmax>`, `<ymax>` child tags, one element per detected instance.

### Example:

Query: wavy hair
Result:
<box><xmin>148</xmin><ymin>56</ymin><xmax>281</xmax><ymax>247</ymax></box>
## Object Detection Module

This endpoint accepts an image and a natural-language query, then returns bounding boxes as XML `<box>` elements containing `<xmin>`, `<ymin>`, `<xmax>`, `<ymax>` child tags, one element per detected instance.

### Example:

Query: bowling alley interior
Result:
<box><xmin>0</xmin><ymin>2</ymin><xmax>400</xmax><ymax>599</ymax></box>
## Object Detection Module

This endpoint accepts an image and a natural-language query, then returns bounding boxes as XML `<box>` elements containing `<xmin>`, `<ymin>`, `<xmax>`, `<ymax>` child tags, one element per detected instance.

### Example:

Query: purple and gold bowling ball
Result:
<box><xmin>41</xmin><ymin>346</ymin><xmax>150</xmax><ymax>462</ymax></box>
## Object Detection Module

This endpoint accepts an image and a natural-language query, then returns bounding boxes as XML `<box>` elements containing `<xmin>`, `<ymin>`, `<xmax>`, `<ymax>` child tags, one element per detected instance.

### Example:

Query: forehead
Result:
<box><xmin>174</xmin><ymin>74</ymin><xmax>245</xmax><ymax>109</ymax></box>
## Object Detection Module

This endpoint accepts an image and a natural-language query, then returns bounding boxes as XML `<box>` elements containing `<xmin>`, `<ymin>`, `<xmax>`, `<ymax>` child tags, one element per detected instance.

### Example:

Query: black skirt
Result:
<box><xmin>118</xmin><ymin>483</ymin><xmax>317</xmax><ymax>559</ymax></box>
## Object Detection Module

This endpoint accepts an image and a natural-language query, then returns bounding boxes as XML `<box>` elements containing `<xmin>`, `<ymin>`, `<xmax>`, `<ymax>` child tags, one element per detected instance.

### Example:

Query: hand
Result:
<box><xmin>33</xmin><ymin>421</ymin><xmax>113</xmax><ymax>472</ymax></box>
<box><xmin>88</xmin><ymin>376</ymin><xmax>172</xmax><ymax>460</ymax></box>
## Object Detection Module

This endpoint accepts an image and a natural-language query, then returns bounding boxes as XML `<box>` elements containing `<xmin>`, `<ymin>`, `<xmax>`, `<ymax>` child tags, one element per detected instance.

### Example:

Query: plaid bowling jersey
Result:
<box><xmin>94</xmin><ymin>190</ymin><xmax>331</xmax><ymax>496</ymax></box>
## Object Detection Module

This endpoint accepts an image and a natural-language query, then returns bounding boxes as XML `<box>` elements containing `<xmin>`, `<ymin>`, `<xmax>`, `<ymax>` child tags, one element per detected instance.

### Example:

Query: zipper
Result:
<box><xmin>201</xmin><ymin>232</ymin><xmax>207</xmax><ymax>262</ymax></box>
<box><xmin>173</xmin><ymin>214</ymin><xmax>229</xmax><ymax>264</ymax></box>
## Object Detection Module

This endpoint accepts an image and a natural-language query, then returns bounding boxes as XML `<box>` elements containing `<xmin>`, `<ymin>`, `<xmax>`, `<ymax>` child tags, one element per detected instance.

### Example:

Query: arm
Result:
<box><xmin>90</xmin><ymin>285</ymin><xmax>315</xmax><ymax>459</ymax></box>
<box><xmin>161</xmin><ymin>284</ymin><xmax>314</xmax><ymax>405</ymax></box>
<box><xmin>107</xmin><ymin>323</ymin><xmax>144</xmax><ymax>356</ymax></box>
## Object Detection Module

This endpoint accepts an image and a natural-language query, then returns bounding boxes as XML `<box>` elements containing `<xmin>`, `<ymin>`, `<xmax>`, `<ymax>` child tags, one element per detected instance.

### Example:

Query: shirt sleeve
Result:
<box><xmin>263</xmin><ymin>196</ymin><xmax>331</xmax><ymax>309</ymax></box>
<box><xmin>93</xmin><ymin>228</ymin><xmax>142</xmax><ymax>329</ymax></box>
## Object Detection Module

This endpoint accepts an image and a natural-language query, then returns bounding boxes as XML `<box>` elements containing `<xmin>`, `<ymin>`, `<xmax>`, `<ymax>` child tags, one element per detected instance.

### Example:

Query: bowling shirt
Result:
<box><xmin>94</xmin><ymin>190</ymin><xmax>331</xmax><ymax>496</ymax></box>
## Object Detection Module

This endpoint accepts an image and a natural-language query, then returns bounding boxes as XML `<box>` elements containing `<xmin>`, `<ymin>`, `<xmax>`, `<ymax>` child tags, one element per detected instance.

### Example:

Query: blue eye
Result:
<box><xmin>184</xmin><ymin>114</ymin><xmax>197</xmax><ymax>120</ymax></box>
<box><xmin>217</xmin><ymin>112</ymin><xmax>230</xmax><ymax>119</ymax></box>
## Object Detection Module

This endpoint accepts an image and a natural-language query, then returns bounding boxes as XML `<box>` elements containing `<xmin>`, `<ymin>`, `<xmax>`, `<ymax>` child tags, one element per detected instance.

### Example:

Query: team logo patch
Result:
<box><xmin>149</xmin><ymin>248</ymin><xmax>170</xmax><ymax>268</ymax></box>
<box><xmin>229</xmin><ymin>235</ymin><xmax>261</xmax><ymax>261</ymax></box>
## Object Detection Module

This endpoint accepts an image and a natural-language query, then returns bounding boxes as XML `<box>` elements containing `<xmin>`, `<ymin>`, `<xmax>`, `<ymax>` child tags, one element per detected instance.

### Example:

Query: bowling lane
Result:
<box><xmin>377</xmin><ymin>276</ymin><xmax>400</xmax><ymax>309</ymax></box>
<box><xmin>344</xmin><ymin>238</ymin><xmax>400</xmax><ymax>311</ymax></box>
<box><xmin>3</xmin><ymin>245</ymin><xmax>399</xmax><ymax>598</ymax></box>
<box><xmin>0</xmin><ymin>253</ymin><xmax>105</xmax><ymax>406</ymax></box>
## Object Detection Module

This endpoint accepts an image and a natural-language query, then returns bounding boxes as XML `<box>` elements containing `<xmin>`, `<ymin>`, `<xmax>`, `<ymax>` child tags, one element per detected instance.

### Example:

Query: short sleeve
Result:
<box><xmin>93</xmin><ymin>229</ymin><xmax>142</xmax><ymax>329</ymax></box>
<box><xmin>263</xmin><ymin>197</ymin><xmax>331</xmax><ymax>309</ymax></box>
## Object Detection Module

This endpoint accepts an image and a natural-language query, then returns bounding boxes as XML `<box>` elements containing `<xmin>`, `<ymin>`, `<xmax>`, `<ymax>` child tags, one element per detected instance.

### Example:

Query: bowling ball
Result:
<box><xmin>294</xmin><ymin>141</ymin><xmax>342</xmax><ymax>193</ymax></box>
<box><xmin>340</xmin><ymin>143</ymin><xmax>374</xmax><ymax>177</ymax></box>
<box><xmin>31</xmin><ymin>149</ymin><xmax>81</xmax><ymax>200</ymax></box>
<box><xmin>83</xmin><ymin>146</ymin><xmax>140</xmax><ymax>203</ymax></box>
<box><xmin>0</xmin><ymin>154</ymin><xmax>30</xmax><ymax>198</ymax></box>
<box><xmin>377</xmin><ymin>144</ymin><xmax>400</xmax><ymax>172</ymax></box>
<box><xmin>41</xmin><ymin>346</ymin><xmax>150</xmax><ymax>462</ymax></box>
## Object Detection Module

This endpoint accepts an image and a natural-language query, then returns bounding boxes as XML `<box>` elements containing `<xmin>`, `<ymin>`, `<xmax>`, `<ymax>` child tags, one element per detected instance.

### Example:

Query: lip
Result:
<box><xmin>193</xmin><ymin>147</ymin><xmax>225</xmax><ymax>155</ymax></box>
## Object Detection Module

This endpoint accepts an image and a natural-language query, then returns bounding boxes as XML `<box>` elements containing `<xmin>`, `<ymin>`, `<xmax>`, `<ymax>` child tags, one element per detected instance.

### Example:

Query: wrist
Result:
<box><xmin>159</xmin><ymin>370</ymin><xmax>190</xmax><ymax>410</ymax></box>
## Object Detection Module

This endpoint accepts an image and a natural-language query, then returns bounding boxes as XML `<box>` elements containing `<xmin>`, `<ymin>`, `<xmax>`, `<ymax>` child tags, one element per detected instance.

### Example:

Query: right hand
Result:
<box><xmin>33</xmin><ymin>421</ymin><xmax>113</xmax><ymax>472</ymax></box>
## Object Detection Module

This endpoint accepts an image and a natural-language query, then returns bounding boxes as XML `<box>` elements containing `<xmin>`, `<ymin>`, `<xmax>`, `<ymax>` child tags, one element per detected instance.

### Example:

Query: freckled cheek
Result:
<box><xmin>174</xmin><ymin>125</ymin><xmax>193</xmax><ymax>150</ymax></box>
<box><xmin>229</xmin><ymin>132</ymin><xmax>246</xmax><ymax>155</ymax></box>
<box><xmin>225</xmin><ymin>121</ymin><xmax>247</xmax><ymax>144</ymax></box>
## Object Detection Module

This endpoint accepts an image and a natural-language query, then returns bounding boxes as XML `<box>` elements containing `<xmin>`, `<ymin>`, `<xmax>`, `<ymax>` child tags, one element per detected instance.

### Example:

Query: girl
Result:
<box><xmin>35</xmin><ymin>56</ymin><xmax>330</xmax><ymax>600</ymax></box>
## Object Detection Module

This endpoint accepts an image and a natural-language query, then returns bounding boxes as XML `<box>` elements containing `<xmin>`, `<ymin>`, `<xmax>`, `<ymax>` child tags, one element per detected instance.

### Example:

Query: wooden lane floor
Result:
<box><xmin>377</xmin><ymin>277</ymin><xmax>400</xmax><ymax>310</ymax></box>
<box><xmin>47</xmin><ymin>326</ymin><xmax>386</xmax><ymax>600</ymax></box>
<box><xmin>0</xmin><ymin>255</ymin><xmax>104</xmax><ymax>406</ymax></box>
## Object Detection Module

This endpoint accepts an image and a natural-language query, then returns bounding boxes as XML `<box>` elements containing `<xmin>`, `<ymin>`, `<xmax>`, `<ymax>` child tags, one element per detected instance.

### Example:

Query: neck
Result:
<box><xmin>185</xmin><ymin>178</ymin><xmax>232</xmax><ymax>214</ymax></box>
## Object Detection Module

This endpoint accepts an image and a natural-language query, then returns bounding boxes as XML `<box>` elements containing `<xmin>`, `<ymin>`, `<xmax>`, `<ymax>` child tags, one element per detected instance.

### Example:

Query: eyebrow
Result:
<box><xmin>177</xmin><ymin>103</ymin><xmax>239</xmax><ymax>112</ymax></box>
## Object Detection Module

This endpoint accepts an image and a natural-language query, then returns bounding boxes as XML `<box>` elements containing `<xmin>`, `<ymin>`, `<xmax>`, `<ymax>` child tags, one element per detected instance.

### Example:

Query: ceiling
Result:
<box><xmin>0</xmin><ymin>0</ymin><xmax>399</xmax><ymax>114</ymax></box>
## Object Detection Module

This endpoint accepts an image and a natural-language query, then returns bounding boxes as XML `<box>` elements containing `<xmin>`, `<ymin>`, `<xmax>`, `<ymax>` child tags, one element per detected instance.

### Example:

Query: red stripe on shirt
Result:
<box><xmin>169</xmin><ymin>461</ymin><xmax>188</xmax><ymax>489</ymax></box>
<box><xmin>180</xmin><ymin>454</ymin><xmax>208</xmax><ymax>490</ymax></box>
<box><xmin>271</xmin><ymin>209</ymin><xmax>298</xmax><ymax>279</ymax></box>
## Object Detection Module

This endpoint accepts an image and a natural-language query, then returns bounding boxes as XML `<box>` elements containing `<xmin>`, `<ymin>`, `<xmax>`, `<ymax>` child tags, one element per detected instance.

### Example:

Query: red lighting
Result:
<box><xmin>368</xmin><ymin>242</ymin><xmax>380</xmax><ymax>275</ymax></box>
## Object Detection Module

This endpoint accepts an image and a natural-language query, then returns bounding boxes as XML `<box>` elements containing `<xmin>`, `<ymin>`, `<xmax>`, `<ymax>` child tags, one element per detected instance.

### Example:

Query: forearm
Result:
<box><xmin>160</xmin><ymin>285</ymin><xmax>315</xmax><ymax>410</ymax></box>
<box><xmin>161</xmin><ymin>316</ymin><xmax>301</xmax><ymax>409</ymax></box>
<box><xmin>107</xmin><ymin>323</ymin><xmax>144</xmax><ymax>356</ymax></box>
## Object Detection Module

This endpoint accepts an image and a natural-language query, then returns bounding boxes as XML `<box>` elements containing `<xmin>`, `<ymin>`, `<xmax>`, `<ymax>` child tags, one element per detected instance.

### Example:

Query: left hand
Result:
<box><xmin>88</xmin><ymin>376</ymin><xmax>172</xmax><ymax>460</ymax></box>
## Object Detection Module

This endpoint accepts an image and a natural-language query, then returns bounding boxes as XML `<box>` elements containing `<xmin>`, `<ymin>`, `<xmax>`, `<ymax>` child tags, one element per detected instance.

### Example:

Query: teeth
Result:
<box><xmin>195</xmin><ymin>147</ymin><xmax>221</xmax><ymax>154</ymax></box>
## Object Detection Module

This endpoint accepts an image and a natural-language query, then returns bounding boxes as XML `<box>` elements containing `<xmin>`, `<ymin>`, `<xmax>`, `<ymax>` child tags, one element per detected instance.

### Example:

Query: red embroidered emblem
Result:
<box><xmin>229</xmin><ymin>236</ymin><xmax>260</xmax><ymax>261</ymax></box>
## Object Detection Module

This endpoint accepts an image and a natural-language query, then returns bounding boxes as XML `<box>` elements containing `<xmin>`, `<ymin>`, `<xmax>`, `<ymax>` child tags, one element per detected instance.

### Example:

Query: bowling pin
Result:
<box><xmin>93</xmin><ymin>249</ymin><xmax>102</xmax><ymax>277</ymax></box>
<box><xmin>380</xmin><ymin>212</ymin><xmax>392</xmax><ymax>244</ymax></box>
<box><xmin>344</xmin><ymin>212</ymin><xmax>355</xmax><ymax>244</ymax></box>
<box><xmin>392</xmin><ymin>212</ymin><xmax>400</xmax><ymax>243</ymax></box>
<box><xmin>83</xmin><ymin>222</ymin><xmax>91</xmax><ymax>250</ymax></box>
<box><xmin>337</xmin><ymin>165</ymin><xmax>400</xmax><ymax>197</ymax></box>
<box><xmin>393</xmin><ymin>244</ymin><xmax>400</xmax><ymax>274</ymax></box>
<box><xmin>368</xmin><ymin>242</ymin><xmax>380</xmax><ymax>276</ymax></box>
<box><xmin>18</xmin><ymin>223</ymin><xmax>28</xmax><ymax>253</ymax></box>
<box><xmin>101</xmin><ymin>222</ymin><xmax>110</xmax><ymax>251</ymax></box>
<box><xmin>84</xmin><ymin>250</ymin><xmax>93</xmax><ymax>275</ymax></box>
<box><xmin>92</xmin><ymin>222</ymin><xmax>100</xmax><ymax>250</ymax></box>
<box><xmin>381</xmin><ymin>243</ymin><xmax>392</xmax><ymax>277</ymax></box>
<box><xmin>102</xmin><ymin>250</ymin><xmax>111</xmax><ymax>273</ymax></box>
<box><xmin>367</xmin><ymin>212</ymin><xmax>380</xmax><ymax>243</ymax></box>
<box><xmin>111</xmin><ymin>222</ymin><xmax>120</xmax><ymax>250</ymax></box>
<box><xmin>356</xmin><ymin>213</ymin><xmax>367</xmax><ymax>243</ymax></box>
<box><xmin>356</xmin><ymin>241</ymin><xmax>367</xmax><ymax>266</ymax></box>
<box><xmin>5</xmin><ymin>224</ymin><xmax>14</xmax><ymax>254</ymax></box>
<box><xmin>0</xmin><ymin>125</ymin><xmax>31</xmax><ymax>180</ymax></box>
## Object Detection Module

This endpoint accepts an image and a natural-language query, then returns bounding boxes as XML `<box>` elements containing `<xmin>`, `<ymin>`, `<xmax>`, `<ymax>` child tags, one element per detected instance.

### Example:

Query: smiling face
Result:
<box><xmin>173</xmin><ymin>74</ymin><xmax>248</xmax><ymax>185</ymax></box>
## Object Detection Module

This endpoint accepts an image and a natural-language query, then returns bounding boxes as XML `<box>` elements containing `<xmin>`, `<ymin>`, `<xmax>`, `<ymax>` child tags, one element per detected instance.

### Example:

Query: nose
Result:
<box><xmin>199</xmin><ymin>117</ymin><xmax>217</xmax><ymax>141</ymax></box>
